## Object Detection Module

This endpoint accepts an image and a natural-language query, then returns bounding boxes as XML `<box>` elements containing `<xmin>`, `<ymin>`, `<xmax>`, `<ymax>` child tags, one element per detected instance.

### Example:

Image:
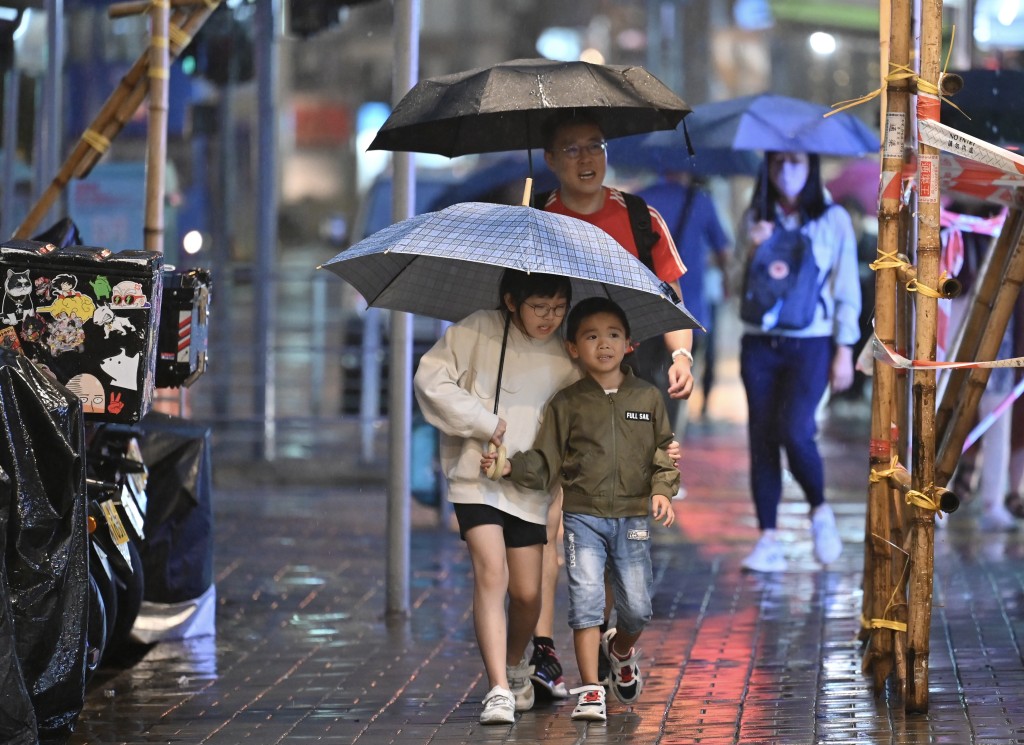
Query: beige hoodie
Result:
<box><xmin>413</xmin><ymin>309</ymin><xmax>580</xmax><ymax>525</ymax></box>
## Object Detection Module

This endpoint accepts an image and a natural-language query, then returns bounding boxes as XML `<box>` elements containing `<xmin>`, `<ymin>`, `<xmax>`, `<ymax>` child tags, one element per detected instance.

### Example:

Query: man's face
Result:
<box><xmin>544</xmin><ymin>122</ymin><xmax>607</xmax><ymax>202</ymax></box>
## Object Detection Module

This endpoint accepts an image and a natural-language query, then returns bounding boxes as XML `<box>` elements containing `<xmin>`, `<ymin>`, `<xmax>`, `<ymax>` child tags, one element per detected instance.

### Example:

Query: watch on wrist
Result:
<box><xmin>671</xmin><ymin>347</ymin><xmax>694</xmax><ymax>365</ymax></box>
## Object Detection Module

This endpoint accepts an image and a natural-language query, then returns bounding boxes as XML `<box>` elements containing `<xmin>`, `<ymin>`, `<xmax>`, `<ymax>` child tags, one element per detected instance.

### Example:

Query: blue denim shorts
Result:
<box><xmin>562</xmin><ymin>512</ymin><xmax>653</xmax><ymax>634</ymax></box>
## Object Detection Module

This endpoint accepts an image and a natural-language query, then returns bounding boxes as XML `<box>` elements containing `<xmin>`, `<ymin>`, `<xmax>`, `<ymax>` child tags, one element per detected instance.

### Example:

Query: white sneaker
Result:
<box><xmin>811</xmin><ymin>504</ymin><xmax>842</xmax><ymax>564</ymax></box>
<box><xmin>979</xmin><ymin>508</ymin><xmax>1019</xmax><ymax>533</ymax></box>
<box><xmin>479</xmin><ymin>685</ymin><xmax>515</xmax><ymax>725</ymax></box>
<box><xmin>506</xmin><ymin>657</ymin><xmax>535</xmax><ymax>711</ymax></box>
<box><xmin>570</xmin><ymin>684</ymin><xmax>607</xmax><ymax>721</ymax></box>
<box><xmin>742</xmin><ymin>533</ymin><xmax>786</xmax><ymax>572</ymax></box>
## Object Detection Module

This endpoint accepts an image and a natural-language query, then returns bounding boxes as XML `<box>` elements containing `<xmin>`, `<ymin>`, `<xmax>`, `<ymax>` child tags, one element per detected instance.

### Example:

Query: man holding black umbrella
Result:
<box><xmin>527</xmin><ymin>112</ymin><xmax>694</xmax><ymax>699</ymax></box>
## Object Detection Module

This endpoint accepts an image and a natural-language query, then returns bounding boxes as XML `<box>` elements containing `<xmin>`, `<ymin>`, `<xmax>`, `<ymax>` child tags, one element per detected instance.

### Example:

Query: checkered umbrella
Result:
<box><xmin>321</xmin><ymin>202</ymin><xmax>700</xmax><ymax>341</ymax></box>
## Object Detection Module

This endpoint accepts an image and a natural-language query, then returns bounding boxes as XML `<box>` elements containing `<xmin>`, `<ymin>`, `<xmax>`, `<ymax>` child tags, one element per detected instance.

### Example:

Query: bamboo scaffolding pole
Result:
<box><xmin>109</xmin><ymin>0</ymin><xmax>212</xmax><ymax>19</ymax></box>
<box><xmin>934</xmin><ymin>208</ymin><xmax>1024</xmax><ymax>442</ymax></box>
<box><xmin>906</xmin><ymin>0</ymin><xmax>943</xmax><ymax>713</ymax></box>
<box><xmin>11</xmin><ymin>0</ymin><xmax>222</xmax><ymax>239</ymax></box>
<box><xmin>935</xmin><ymin>211</ymin><xmax>1024</xmax><ymax>484</ymax></box>
<box><xmin>145</xmin><ymin>0</ymin><xmax>171</xmax><ymax>253</ymax></box>
<box><xmin>862</xmin><ymin>0</ymin><xmax>912</xmax><ymax>693</ymax></box>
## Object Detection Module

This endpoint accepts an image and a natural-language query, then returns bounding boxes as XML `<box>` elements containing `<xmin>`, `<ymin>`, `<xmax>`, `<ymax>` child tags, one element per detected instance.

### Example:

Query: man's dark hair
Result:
<box><xmin>566</xmin><ymin>297</ymin><xmax>631</xmax><ymax>342</ymax></box>
<box><xmin>540</xmin><ymin>111</ymin><xmax>605</xmax><ymax>152</ymax></box>
<box><xmin>498</xmin><ymin>269</ymin><xmax>572</xmax><ymax>309</ymax></box>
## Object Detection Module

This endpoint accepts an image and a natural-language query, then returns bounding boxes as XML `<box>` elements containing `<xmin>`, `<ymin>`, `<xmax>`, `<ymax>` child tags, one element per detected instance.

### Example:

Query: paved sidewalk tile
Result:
<box><xmin>69</xmin><ymin>404</ymin><xmax>1024</xmax><ymax>744</ymax></box>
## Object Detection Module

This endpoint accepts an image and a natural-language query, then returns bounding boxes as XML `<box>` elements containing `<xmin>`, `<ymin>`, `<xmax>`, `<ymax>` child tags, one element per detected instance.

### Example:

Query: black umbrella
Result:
<box><xmin>368</xmin><ymin>57</ymin><xmax>691</xmax><ymax>158</ymax></box>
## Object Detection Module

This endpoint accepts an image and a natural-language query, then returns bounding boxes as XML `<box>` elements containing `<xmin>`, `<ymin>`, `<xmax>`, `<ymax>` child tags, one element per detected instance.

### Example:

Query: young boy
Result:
<box><xmin>482</xmin><ymin>297</ymin><xmax>678</xmax><ymax>722</ymax></box>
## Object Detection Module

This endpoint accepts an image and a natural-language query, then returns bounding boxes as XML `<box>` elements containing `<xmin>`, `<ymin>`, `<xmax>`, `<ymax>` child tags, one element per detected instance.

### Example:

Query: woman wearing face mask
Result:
<box><xmin>738</xmin><ymin>151</ymin><xmax>862</xmax><ymax>573</ymax></box>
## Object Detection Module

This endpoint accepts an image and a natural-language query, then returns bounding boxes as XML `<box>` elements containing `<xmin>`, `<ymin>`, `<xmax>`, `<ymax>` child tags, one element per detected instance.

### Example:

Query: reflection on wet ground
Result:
<box><xmin>71</xmin><ymin>404</ymin><xmax>1024</xmax><ymax>744</ymax></box>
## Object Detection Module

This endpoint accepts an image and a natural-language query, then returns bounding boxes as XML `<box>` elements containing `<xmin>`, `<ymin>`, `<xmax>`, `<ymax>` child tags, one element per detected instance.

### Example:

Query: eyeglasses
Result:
<box><xmin>558</xmin><ymin>141</ymin><xmax>607</xmax><ymax>160</ymax></box>
<box><xmin>522</xmin><ymin>301</ymin><xmax>568</xmax><ymax>319</ymax></box>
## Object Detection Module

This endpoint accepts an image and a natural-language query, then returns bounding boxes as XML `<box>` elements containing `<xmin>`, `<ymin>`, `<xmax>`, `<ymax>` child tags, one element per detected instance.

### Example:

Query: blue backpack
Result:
<box><xmin>739</xmin><ymin>219</ymin><xmax>826</xmax><ymax>331</ymax></box>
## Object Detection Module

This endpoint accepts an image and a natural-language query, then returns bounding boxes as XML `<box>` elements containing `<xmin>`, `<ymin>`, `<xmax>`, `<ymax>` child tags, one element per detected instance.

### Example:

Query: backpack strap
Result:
<box><xmin>621</xmin><ymin>192</ymin><xmax>658</xmax><ymax>273</ymax></box>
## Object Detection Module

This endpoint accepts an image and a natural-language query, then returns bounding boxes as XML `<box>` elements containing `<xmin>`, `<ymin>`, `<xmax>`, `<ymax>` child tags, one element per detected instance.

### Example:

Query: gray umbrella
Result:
<box><xmin>321</xmin><ymin>201</ymin><xmax>700</xmax><ymax>342</ymax></box>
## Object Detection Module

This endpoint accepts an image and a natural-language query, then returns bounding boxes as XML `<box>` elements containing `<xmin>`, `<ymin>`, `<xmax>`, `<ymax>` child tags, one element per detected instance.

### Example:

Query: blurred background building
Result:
<box><xmin>0</xmin><ymin>0</ymin><xmax>1020</xmax><ymax>477</ymax></box>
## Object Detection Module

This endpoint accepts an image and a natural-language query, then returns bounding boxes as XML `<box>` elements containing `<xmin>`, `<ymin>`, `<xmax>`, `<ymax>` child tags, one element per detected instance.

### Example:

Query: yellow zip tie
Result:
<box><xmin>204</xmin><ymin>0</ymin><xmax>219</xmax><ymax>8</ymax></box>
<box><xmin>869</xmin><ymin>249</ymin><xmax>909</xmax><ymax>272</ymax></box>
<box><xmin>826</xmin><ymin>27</ymin><xmax>967</xmax><ymax>120</ymax></box>
<box><xmin>870</xmin><ymin>618</ymin><xmax>908</xmax><ymax>632</ymax></box>
<box><xmin>869</xmin><ymin>453</ymin><xmax>900</xmax><ymax>483</ymax></box>
<box><xmin>148</xmin><ymin>67</ymin><xmax>170</xmax><ymax>80</ymax></box>
<box><xmin>168</xmin><ymin>24</ymin><xmax>190</xmax><ymax>49</ymax></box>
<box><xmin>151</xmin><ymin>36</ymin><xmax>169</xmax><ymax>49</ymax></box>
<box><xmin>905</xmin><ymin>486</ymin><xmax>940</xmax><ymax>512</ymax></box>
<box><xmin>904</xmin><ymin>271</ymin><xmax>949</xmax><ymax>299</ymax></box>
<box><xmin>81</xmin><ymin>128</ymin><xmax>111</xmax><ymax>154</ymax></box>
<box><xmin>152</xmin><ymin>0</ymin><xmax>170</xmax><ymax>7</ymax></box>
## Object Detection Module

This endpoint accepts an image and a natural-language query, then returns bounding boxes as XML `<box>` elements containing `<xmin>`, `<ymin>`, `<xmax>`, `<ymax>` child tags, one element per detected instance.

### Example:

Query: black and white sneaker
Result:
<box><xmin>529</xmin><ymin>641</ymin><xmax>568</xmax><ymax>699</ymax></box>
<box><xmin>570</xmin><ymin>684</ymin><xmax>607</xmax><ymax>721</ymax></box>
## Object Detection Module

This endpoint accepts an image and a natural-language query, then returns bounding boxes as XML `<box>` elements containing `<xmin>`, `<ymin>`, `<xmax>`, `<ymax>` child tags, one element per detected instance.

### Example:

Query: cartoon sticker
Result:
<box><xmin>1</xmin><ymin>269</ymin><xmax>35</xmax><ymax>325</ymax></box>
<box><xmin>92</xmin><ymin>305</ymin><xmax>136</xmax><ymax>339</ymax></box>
<box><xmin>110</xmin><ymin>281</ymin><xmax>149</xmax><ymax>309</ymax></box>
<box><xmin>100</xmin><ymin>348</ymin><xmax>140</xmax><ymax>390</ymax></box>
<box><xmin>66</xmin><ymin>374</ymin><xmax>105</xmax><ymax>414</ymax></box>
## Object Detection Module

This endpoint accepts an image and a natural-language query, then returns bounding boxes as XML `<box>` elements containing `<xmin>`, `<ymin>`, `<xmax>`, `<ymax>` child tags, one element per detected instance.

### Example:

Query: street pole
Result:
<box><xmin>386</xmin><ymin>0</ymin><xmax>419</xmax><ymax>619</ymax></box>
<box><xmin>35</xmin><ymin>0</ymin><xmax>63</xmax><ymax>228</ymax></box>
<box><xmin>254</xmin><ymin>0</ymin><xmax>279</xmax><ymax>461</ymax></box>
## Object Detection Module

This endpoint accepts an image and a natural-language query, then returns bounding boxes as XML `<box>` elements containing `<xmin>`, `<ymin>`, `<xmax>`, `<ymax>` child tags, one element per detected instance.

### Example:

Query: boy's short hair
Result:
<box><xmin>498</xmin><ymin>269</ymin><xmax>572</xmax><ymax>308</ymax></box>
<box><xmin>541</xmin><ymin>111</ymin><xmax>605</xmax><ymax>152</ymax></box>
<box><xmin>566</xmin><ymin>297</ymin><xmax>631</xmax><ymax>342</ymax></box>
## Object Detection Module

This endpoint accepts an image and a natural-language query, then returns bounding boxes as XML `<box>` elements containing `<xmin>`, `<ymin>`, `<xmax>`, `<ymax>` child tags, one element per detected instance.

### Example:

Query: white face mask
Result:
<box><xmin>775</xmin><ymin>160</ymin><xmax>809</xmax><ymax>200</ymax></box>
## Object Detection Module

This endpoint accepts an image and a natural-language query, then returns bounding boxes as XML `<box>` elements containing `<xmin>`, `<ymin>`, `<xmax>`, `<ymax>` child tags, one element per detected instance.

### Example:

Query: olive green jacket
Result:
<box><xmin>507</xmin><ymin>368</ymin><xmax>679</xmax><ymax>518</ymax></box>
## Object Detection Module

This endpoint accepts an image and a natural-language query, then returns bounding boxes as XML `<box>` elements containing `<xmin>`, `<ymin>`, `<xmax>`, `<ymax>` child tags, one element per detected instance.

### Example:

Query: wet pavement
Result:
<box><xmin>69</xmin><ymin>387</ymin><xmax>1024</xmax><ymax>744</ymax></box>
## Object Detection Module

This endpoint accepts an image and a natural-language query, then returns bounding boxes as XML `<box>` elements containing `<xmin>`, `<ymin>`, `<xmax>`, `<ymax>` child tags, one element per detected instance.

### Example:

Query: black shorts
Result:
<box><xmin>453</xmin><ymin>503</ymin><xmax>547</xmax><ymax>548</ymax></box>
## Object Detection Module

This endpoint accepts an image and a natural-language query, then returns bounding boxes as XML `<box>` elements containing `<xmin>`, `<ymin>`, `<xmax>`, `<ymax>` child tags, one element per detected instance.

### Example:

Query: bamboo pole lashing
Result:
<box><xmin>862</xmin><ymin>0</ymin><xmax>912</xmax><ymax>692</ymax></box>
<box><xmin>11</xmin><ymin>1</ymin><xmax>222</xmax><ymax>239</ymax></box>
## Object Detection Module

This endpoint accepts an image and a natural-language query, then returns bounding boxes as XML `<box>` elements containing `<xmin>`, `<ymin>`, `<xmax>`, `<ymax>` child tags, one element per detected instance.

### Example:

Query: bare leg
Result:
<box><xmin>573</xmin><ymin>626</ymin><xmax>602</xmax><ymax>685</ymax></box>
<box><xmin>505</xmin><ymin>543</ymin><xmax>544</xmax><ymax>665</ymax></box>
<box><xmin>465</xmin><ymin>524</ymin><xmax>511</xmax><ymax>689</ymax></box>
<box><xmin>534</xmin><ymin>490</ymin><xmax>563</xmax><ymax>638</ymax></box>
<box><xmin>609</xmin><ymin>627</ymin><xmax>641</xmax><ymax>658</ymax></box>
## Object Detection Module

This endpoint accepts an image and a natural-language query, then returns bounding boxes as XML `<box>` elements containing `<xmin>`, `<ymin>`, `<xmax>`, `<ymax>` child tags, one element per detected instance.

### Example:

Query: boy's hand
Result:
<box><xmin>480</xmin><ymin>443</ymin><xmax>509</xmax><ymax>480</ymax></box>
<box><xmin>666</xmin><ymin>440</ymin><xmax>681</xmax><ymax>466</ymax></box>
<box><xmin>652</xmin><ymin>494</ymin><xmax>675</xmax><ymax>527</ymax></box>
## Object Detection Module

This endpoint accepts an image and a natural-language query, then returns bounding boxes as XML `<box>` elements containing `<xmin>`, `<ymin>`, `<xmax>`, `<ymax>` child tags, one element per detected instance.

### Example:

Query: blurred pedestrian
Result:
<box><xmin>738</xmin><ymin>151</ymin><xmax>861</xmax><ymax>572</ymax></box>
<box><xmin>482</xmin><ymin>297</ymin><xmax>678</xmax><ymax>722</ymax></box>
<box><xmin>414</xmin><ymin>270</ymin><xmax>579</xmax><ymax>724</ymax></box>
<box><xmin>638</xmin><ymin>172</ymin><xmax>731</xmax><ymax>420</ymax></box>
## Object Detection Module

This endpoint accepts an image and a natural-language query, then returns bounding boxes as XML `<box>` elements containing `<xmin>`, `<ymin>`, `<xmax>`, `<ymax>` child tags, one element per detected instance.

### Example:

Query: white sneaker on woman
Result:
<box><xmin>811</xmin><ymin>504</ymin><xmax>842</xmax><ymax>564</ymax></box>
<box><xmin>479</xmin><ymin>686</ymin><xmax>516</xmax><ymax>725</ymax></box>
<box><xmin>742</xmin><ymin>533</ymin><xmax>786</xmax><ymax>572</ymax></box>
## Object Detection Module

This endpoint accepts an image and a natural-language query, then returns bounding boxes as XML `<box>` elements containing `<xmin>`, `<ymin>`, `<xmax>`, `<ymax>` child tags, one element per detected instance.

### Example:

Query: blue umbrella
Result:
<box><xmin>607</xmin><ymin>129</ymin><xmax>760</xmax><ymax>177</ymax></box>
<box><xmin>427</xmin><ymin>152</ymin><xmax>560</xmax><ymax>211</ymax></box>
<box><xmin>320</xmin><ymin>201</ymin><xmax>700</xmax><ymax>342</ymax></box>
<box><xmin>685</xmin><ymin>93</ymin><xmax>880</xmax><ymax>157</ymax></box>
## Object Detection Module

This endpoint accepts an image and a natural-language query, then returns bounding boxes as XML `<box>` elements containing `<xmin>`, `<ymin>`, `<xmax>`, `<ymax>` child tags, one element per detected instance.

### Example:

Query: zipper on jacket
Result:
<box><xmin>608</xmin><ymin>393</ymin><xmax>618</xmax><ymax>504</ymax></box>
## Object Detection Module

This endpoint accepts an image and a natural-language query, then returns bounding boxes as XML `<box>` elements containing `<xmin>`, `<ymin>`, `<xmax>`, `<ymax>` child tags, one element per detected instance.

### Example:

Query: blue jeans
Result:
<box><xmin>740</xmin><ymin>334</ymin><xmax>832</xmax><ymax>530</ymax></box>
<box><xmin>562</xmin><ymin>512</ymin><xmax>653</xmax><ymax>634</ymax></box>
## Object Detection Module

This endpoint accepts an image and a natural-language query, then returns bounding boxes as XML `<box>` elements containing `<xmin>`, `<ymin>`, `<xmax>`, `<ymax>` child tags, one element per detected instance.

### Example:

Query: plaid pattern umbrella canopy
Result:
<box><xmin>322</xmin><ymin>202</ymin><xmax>700</xmax><ymax>341</ymax></box>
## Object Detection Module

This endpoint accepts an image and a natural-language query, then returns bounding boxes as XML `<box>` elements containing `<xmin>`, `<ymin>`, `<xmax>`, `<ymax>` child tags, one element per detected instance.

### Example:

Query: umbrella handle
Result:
<box><xmin>494</xmin><ymin>311</ymin><xmax>511</xmax><ymax>415</ymax></box>
<box><xmin>484</xmin><ymin>443</ymin><xmax>507</xmax><ymax>480</ymax></box>
<box><xmin>521</xmin><ymin>177</ymin><xmax>534</xmax><ymax>206</ymax></box>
